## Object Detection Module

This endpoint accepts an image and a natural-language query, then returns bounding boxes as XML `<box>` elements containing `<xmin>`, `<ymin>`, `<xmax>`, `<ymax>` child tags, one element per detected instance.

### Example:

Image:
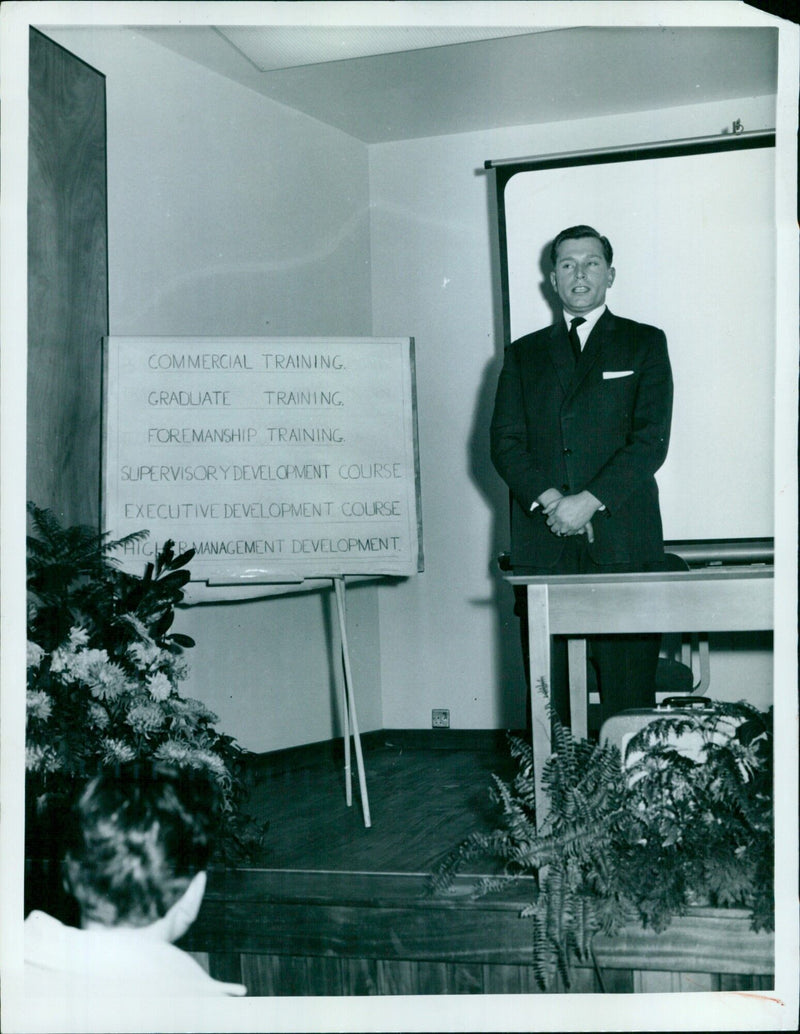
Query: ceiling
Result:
<box><xmin>137</xmin><ymin>24</ymin><xmax>778</xmax><ymax>144</ymax></box>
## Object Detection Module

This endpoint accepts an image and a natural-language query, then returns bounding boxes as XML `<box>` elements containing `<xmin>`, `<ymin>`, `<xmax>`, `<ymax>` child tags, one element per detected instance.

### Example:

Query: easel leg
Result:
<box><xmin>333</xmin><ymin>576</ymin><xmax>372</xmax><ymax>828</ymax></box>
<box><xmin>331</xmin><ymin>591</ymin><xmax>352</xmax><ymax>807</ymax></box>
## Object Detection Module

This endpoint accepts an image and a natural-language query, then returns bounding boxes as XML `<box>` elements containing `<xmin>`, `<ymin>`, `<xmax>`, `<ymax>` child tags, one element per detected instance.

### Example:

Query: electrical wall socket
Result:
<box><xmin>431</xmin><ymin>708</ymin><xmax>450</xmax><ymax>729</ymax></box>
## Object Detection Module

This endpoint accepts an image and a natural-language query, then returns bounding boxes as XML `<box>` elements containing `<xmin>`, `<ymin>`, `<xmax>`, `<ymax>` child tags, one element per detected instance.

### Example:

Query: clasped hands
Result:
<box><xmin>537</xmin><ymin>488</ymin><xmax>602</xmax><ymax>544</ymax></box>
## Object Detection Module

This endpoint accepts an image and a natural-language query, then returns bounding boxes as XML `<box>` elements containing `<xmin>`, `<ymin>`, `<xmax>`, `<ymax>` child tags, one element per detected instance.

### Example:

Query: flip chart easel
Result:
<box><xmin>103</xmin><ymin>336</ymin><xmax>424</xmax><ymax>830</ymax></box>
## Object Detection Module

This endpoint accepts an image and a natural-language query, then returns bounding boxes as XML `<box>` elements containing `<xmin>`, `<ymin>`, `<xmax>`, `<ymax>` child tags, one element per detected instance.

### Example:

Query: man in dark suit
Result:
<box><xmin>490</xmin><ymin>225</ymin><xmax>673</xmax><ymax>725</ymax></box>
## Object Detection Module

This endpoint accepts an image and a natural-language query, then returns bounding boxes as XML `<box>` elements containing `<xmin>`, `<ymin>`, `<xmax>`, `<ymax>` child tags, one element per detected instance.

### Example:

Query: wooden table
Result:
<box><xmin>507</xmin><ymin>566</ymin><xmax>774</xmax><ymax>826</ymax></box>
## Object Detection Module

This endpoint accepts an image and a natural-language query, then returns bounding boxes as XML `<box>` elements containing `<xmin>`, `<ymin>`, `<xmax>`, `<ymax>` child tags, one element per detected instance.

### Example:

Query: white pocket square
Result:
<box><xmin>603</xmin><ymin>370</ymin><xmax>634</xmax><ymax>379</ymax></box>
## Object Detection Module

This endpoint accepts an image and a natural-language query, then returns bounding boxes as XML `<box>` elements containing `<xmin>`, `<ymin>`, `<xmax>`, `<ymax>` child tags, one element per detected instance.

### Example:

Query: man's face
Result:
<box><xmin>549</xmin><ymin>237</ymin><xmax>615</xmax><ymax>315</ymax></box>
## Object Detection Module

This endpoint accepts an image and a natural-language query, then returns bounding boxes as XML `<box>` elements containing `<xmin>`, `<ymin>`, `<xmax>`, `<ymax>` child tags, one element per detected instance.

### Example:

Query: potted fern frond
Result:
<box><xmin>432</xmin><ymin>681</ymin><xmax>773</xmax><ymax>991</ymax></box>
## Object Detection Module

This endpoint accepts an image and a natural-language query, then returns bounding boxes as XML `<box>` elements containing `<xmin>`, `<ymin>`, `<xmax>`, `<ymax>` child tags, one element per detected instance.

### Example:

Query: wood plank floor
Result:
<box><xmin>237</xmin><ymin>730</ymin><xmax>519</xmax><ymax>875</ymax></box>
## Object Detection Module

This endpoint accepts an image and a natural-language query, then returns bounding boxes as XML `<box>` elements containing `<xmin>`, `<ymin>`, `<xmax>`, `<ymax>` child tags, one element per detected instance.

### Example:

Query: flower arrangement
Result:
<box><xmin>25</xmin><ymin>503</ymin><xmax>266</xmax><ymax>864</ymax></box>
<box><xmin>432</xmin><ymin>682</ymin><xmax>773</xmax><ymax>991</ymax></box>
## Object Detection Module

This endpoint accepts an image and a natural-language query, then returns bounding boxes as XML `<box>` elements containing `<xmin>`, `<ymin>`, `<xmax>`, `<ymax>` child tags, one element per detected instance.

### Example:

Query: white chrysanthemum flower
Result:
<box><xmin>155</xmin><ymin>742</ymin><xmax>231</xmax><ymax>786</ymax></box>
<box><xmin>101</xmin><ymin>738</ymin><xmax>136</xmax><ymax>764</ymax></box>
<box><xmin>193</xmin><ymin>749</ymin><xmax>230</xmax><ymax>783</ymax></box>
<box><xmin>88</xmin><ymin>702</ymin><xmax>111</xmax><ymax>730</ymax></box>
<box><xmin>126</xmin><ymin>701</ymin><xmax>166</xmax><ymax>734</ymax></box>
<box><xmin>25</xmin><ymin>743</ymin><xmax>62</xmax><ymax>773</ymax></box>
<box><xmin>49</xmin><ymin>648</ymin><xmax>68</xmax><ymax>674</ymax></box>
<box><xmin>127</xmin><ymin>641</ymin><xmax>161</xmax><ymax>671</ymax></box>
<box><xmin>169</xmin><ymin>696</ymin><xmax>218</xmax><ymax>722</ymax></box>
<box><xmin>68</xmin><ymin>626</ymin><xmax>90</xmax><ymax>649</ymax></box>
<box><xmin>66</xmin><ymin>647</ymin><xmax>109</xmax><ymax>683</ymax></box>
<box><xmin>169</xmin><ymin>656</ymin><xmax>190</xmax><ymax>683</ymax></box>
<box><xmin>26</xmin><ymin>641</ymin><xmax>45</xmax><ymax>669</ymax></box>
<box><xmin>25</xmin><ymin>744</ymin><xmax>43</xmax><ymax>771</ymax></box>
<box><xmin>26</xmin><ymin>689</ymin><xmax>53</xmax><ymax>723</ymax></box>
<box><xmin>146</xmin><ymin>672</ymin><xmax>173</xmax><ymax>702</ymax></box>
<box><xmin>167</xmin><ymin>708</ymin><xmax>202</xmax><ymax>739</ymax></box>
<box><xmin>86</xmin><ymin>659</ymin><xmax>132</xmax><ymax>702</ymax></box>
<box><xmin>154</xmin><ymin>739</ymin><xmax>193</xmax><ymax>764</ymax></box>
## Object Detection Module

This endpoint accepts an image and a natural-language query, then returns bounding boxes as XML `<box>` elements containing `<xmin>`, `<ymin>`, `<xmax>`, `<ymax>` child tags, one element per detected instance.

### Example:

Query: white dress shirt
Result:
<box><xmin>562</xmin><ymin>303</ymin><xmax>607</xmax><ymax>349</ymax></box>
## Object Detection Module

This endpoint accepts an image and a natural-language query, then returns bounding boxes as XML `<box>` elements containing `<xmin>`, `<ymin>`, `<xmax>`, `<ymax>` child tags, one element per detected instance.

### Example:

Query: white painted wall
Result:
<box><xmin>45</xmin><ymin>27</ymin><xmax>381</xmax><ymax>752</ymax></box>
<box><xmin>42</xmin><ymin>28</ymin><xmax>776</xmax><ymax>742</ymax></box>
<box><xmin>369</xmin><ymin>95</ymin><xmax>777</xmax><ymax>730</ymax></box>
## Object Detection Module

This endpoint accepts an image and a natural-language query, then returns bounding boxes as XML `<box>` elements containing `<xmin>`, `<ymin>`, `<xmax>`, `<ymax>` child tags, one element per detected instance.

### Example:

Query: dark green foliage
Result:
<box><xmin>26</xmin><ymin>504</ymin><xmax>267</xmax><ymax>865</ymax></box>
<box><xmin>27</xmin><ymin>502</ymin><xmax>194</xmax><ymax>657</ymax></box>
<box><xmin>432</xmin><ymin>681</ymin><xmax>773</xmax><ymax>990</ymax></box>
<box><xmin>621</xmin><ymin>699</ymin><xmax>773</xmax><ymax>933</ymax></box>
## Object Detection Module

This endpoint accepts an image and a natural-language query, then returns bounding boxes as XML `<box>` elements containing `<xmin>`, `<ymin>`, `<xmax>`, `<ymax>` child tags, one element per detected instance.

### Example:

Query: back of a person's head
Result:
<box><xmin>64</xmin><ymin>761</ymin><xmax>221</xmax><ymax>928</ymax></box>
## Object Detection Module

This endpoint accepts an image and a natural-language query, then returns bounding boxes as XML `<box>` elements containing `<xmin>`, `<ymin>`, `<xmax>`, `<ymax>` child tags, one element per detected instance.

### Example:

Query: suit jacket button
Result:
<box><xmin>563</xmin><ymin>448</ymin><xmax>572</xmax><ymax>455</ymax></box>
<box><xmin>562</xmin><ymin>483</ymin><xmax>570</xmax><ymax>492</ymax></box>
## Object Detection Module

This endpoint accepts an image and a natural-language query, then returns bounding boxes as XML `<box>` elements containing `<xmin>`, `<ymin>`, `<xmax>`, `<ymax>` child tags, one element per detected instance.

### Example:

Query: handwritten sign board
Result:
<box><xmin>102</xmin><ymin>337</ymin><xmax>423</xmax><ymax>584</ymax></box>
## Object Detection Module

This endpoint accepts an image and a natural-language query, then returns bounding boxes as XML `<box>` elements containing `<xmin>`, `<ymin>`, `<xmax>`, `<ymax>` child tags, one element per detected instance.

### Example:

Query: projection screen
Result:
<box><xmin>492</xmin><ymin>136</ymin><xmax>776</xmax><ymax>544</ymax></box>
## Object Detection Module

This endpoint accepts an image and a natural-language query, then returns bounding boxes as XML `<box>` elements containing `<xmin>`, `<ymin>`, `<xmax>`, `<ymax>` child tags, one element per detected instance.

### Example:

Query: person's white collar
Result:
<box><xmin>562</xmin><ymin>304</ymin><xmax>606</xmax><ymax>340</ymax></box>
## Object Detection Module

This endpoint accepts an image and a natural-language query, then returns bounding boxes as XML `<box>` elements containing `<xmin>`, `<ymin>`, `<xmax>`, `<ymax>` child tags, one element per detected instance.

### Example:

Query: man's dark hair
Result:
<box><xmin>63</xmin><ymin>761</ymin><xmax>221</xmax><ymax>927</ymax></box>
<box><xmin>550</xmin><ymin>225</ymin><xmax>613</xmax><ymax>267</ymax></box>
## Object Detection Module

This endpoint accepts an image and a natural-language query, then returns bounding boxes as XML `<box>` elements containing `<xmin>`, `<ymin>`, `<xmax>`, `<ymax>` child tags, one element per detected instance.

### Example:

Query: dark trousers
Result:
<box><xmin>514</xmin><ymin>536</ymin><xmax>664</xmax><ymax>730</ymax></box>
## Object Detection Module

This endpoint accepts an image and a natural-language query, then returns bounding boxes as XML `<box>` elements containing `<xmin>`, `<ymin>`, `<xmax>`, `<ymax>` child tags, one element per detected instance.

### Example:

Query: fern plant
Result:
<box><xmin>431</xmin><ymin>684</ymin><xmax>636</xmax><ymax>990</ymax></box>
<box><xmin>620</xmin><ymin>699</ymin><xmax>773</xmax><ymax>933</ymax></box>
<box><xmin>432</xmin><ymin>681</ymin><xmax>773</xmax><ymax>990</ymax></box>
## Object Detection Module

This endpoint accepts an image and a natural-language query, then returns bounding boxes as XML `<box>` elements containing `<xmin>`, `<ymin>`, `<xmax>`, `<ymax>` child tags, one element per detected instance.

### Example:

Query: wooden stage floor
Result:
<box><xmin>239</xmin><ymin>729</ymin><xmax>517</xmax><ymax>875</ymax></box>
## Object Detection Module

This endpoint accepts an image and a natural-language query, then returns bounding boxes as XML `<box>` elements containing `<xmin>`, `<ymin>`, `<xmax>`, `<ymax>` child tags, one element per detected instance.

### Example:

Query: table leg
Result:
<box><xmin>526</xmin><ymin>583</ymin><xmax>551</xmax><ymax>830</ymax></box>
<box><xmin>567</xmin><ymin>638</ymin><xmax>589</xmax><ymax>741</ymax></box>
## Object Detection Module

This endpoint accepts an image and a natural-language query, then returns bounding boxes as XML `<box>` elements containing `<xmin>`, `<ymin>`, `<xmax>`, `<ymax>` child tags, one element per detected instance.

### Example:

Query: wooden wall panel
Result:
<box><xmin>443</xmin><ymin>963</ymin><xmax>484</xmax><ymax>995</ymax></box>
<box><xmin>195</xmin><ymin>950</ymin><xmax>774</xmax><ymax>997</ymax></box>
<box><xmin>204</xmin><ymin>951</ymin><xmax>776</xmax><ymax>996</ymax></box>
<box><xmin>207</xmin><ymin>951</ymin><xmax>245</xmax><ymax>988</ymax></box>
<box><xmin>375</xmin><ymin>960</ymin><xmax>418</xmax><ymax>995</ymax></box>
<box><xmin>183</xmin><ymin>868</ymin><xmax>774</xmax><ymax>996</ymax></box>
<box><xmin>304</xmin><ymin>956</ymin><xmax>347</xmax><ymax>997</ymax></box>
<box><xmin>27</xmin><ymin>28</ymin><xmax>108</xmax><ymax>528</ymax></box>
<box><xmin>239</xmin><ymin>955</ymin><xmax>285</xmax><ymax>997</ymax></box>
<box><xmin>341</xmin><ymin>958</ymin><xmax>380</xmax><ymax>995</ymax></box>
<box><xmin>597</xmin><ymin>967</ymin><xmax>635</xmax><ymax>994</ymax></box>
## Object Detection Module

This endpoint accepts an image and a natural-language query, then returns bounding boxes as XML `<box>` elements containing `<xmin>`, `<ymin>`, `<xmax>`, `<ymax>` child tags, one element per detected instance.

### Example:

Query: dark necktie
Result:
<box><xmin>569</xmin><ymin>316</ymin><xmax>586</xmax><ymax>363</ymax></box>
